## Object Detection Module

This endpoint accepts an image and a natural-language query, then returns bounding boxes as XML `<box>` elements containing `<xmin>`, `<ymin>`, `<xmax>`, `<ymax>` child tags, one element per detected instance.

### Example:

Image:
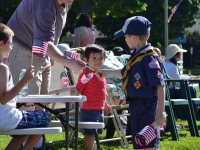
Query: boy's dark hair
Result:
<box><xmin>84</xmin><ymin>44</ymin><xmax>105</xmax><ymax>60</ymax></box>
<box><xmin>0</xmin><ymin>23</ymin><xmax>14</xmax><ymax>43</ymax></box>
<box><xmin>75</xmin><ymin>13</ymin><xmax>92</xmax><ymax>28</ymax></box>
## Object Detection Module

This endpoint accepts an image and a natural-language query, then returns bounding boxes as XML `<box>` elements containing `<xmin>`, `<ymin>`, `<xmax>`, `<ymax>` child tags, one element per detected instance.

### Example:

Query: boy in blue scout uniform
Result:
<box><xmin>96</xmin><ymin>16</ymin><xmax>166</xmax><ymax>149</ymax></box>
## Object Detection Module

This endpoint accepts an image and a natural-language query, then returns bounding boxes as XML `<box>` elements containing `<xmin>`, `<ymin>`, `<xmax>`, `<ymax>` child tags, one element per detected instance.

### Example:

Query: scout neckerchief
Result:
<box><xmin>122</xmin><ymin>46</ymin><xmax>158</xmax><ymax>95</ymax></box>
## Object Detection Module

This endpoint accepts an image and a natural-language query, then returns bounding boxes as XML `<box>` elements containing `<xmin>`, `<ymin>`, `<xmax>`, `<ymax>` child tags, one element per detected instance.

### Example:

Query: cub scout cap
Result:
<box><xmin>114</xmin><ymin>16</ymin><xmax>151</xmax><ymax>39</ymax></box>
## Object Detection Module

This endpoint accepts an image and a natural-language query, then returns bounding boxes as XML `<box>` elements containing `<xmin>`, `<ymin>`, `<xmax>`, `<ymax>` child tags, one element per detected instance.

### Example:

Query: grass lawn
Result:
<box><xmin>183</xmin><ymin>68</ymin><xmax>200</xmax><ymax>76</ymax></box>
<box><xmin>0</xmin><ymin>121</ymin><xmax>200</xmax><ymax>150</ymax></box>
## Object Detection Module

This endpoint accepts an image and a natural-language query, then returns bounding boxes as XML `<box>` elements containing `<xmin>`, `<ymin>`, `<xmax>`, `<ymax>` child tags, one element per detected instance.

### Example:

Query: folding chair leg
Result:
<box><xmin>165</xmin><ymin>106</ymin><xmax>179</xmax><ymax>140</ymax></box>
<box><xmin>94</xmin><ymin>129</ymin><xmax>101</xmax><ymax>150</ymax></box>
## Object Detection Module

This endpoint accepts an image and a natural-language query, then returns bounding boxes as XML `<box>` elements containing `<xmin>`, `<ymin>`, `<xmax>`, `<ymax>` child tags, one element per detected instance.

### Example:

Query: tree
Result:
<box><xmin>63</xmin><ymin>0</ymin><xmax>146</xmax><ymax>41</ymax></box>
<box><xmin>0</xmin><ymin>0</ymin><xmax>21</xmax><ymax>23</ymax></box>
<box><xmin>1</xmin><ymin>0</ymin><xmax>200</xmax><ymax>51</ymax></box>
<box><xmin>92</xmin><ymin>0</ymin><xmax>200</xmax><ymax>49</ymax></box>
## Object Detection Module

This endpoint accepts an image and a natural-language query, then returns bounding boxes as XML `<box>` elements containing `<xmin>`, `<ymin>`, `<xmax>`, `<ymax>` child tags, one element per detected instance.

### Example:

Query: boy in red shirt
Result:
<box><xmin>71</xmin><ymin>44</ymin><xmax>111</xmax><ymax>150</ymax></box>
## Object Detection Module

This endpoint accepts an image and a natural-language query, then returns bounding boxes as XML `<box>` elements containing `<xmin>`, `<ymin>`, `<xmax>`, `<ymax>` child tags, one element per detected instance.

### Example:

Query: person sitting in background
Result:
<box><xmin>165</xmin><ymin>44</ymin><xmax>197</xmax><ymax>119</ymax></box>
<box><xmin>153</xmin><ymin>47</ymin><xmax>161</xmax><ymax>57</ymax></box>
<box><xmin>72</xmin><ymin>13</ymin><xmax>95</xmax><ymax>48</ymax></box>
<box><xmin>111</xmin><ymin>47</ymin><xmax>128</xmax><ymax>56</ymax></box>
<box><xmin>153</xmin><ymin>47</ymin><xmax>166</xmax><ymax>63</ymax></box>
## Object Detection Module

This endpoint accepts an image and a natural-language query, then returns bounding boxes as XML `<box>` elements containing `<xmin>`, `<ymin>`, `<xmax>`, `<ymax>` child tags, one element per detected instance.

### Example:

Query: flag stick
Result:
<box><xmin>31</xmin><ymin>52</ymin><xmax>33</xmax><ymax>66</ymax></box>
<box><xmin>86</xmin><ymin>65</ymin><xmax>94</xmax><ymax>71</ymax></box>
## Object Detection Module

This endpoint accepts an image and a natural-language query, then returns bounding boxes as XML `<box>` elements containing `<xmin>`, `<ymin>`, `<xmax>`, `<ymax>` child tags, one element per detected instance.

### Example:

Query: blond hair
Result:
<box><xmin>138</xmin><ymin>34</ymin><xmax>150</xmax><ymax>41</ymax></box>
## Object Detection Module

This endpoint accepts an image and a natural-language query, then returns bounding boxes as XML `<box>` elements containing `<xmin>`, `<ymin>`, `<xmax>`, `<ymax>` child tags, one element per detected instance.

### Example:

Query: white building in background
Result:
<box><xmin>186</xmin><ymin>19</ymin><xmax>200</xmax><ymax>32</ymax></box>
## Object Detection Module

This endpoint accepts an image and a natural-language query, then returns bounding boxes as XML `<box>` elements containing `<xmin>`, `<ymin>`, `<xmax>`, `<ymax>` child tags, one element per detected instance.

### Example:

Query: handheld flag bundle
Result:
<box><xmin>134</xmin><ymin>121</ymin><xmax>157</xmax><ymax>146</ymax></box>
<box><xmin>134</xmin><ymin>111</ymin><xmax>167</xmax><ymax>146</ymax></box>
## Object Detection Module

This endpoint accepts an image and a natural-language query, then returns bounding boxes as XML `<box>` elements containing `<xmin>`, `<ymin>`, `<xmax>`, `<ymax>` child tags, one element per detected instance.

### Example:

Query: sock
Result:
<box><xmin>33</xmin><ymin>138</ymin><xmax>43</xmax><ymax>148</ymax></box>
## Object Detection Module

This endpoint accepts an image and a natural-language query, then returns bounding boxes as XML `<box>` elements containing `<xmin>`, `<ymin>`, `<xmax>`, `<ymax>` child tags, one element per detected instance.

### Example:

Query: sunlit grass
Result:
<box><xmin>0</xmin><ymin>121</ymin><xmax>200</xmax><ymax>150</ymax></box>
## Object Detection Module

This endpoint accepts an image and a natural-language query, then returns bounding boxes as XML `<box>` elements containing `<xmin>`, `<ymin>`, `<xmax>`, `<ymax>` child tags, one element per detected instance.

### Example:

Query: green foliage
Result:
<box><xmin>194</xmin><ymin>10</ymin><xmax>200</xmax><ymax>18</ymax></box>
<box><xmin>1</xmin><ymin>0</ymin><xmax>200</xmax><ymax>49</ymax></box>
<box><xmin>167</xmin><ymin>0</ymin><xmax>200</xmax><ymax>40</ymax></box>
<box><xmin>74</xmin><ymin>0</ymin><xmax>200</xmax><ymax>49</ymax></box>
<box><xmin>0</xmin><ymin>0</ymin><xmax>21</xmax><ymax>24</ymax></box>
<box><xmin>132</xmin><ymin>0</ymin><xmax>200</xmax><ymax>47</ymax></box>
<box><xmin>63</xmin><ymin>0</ymin><xmax>146</xmax><ymax>42</ymax></box>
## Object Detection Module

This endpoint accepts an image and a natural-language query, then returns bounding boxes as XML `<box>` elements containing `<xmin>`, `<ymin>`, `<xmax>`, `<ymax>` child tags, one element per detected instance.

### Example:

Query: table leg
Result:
<box><xmin>75</xmin><ymin>102</ymin><xmax>79</xmax><ymax>150</ymax></box>
<box><xmin>66</xmin><ymin>103</ymin><xmax>69</xmax><ymax>149</ymax></box>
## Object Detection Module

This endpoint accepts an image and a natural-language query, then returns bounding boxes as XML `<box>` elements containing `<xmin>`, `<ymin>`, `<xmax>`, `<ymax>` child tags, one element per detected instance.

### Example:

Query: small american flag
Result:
<box><xmin>64</xmin><ymin>50</ymin><xmax>78</xmax><ymax>59</ymax></box>
<box><xmin>168</xmin><ymin>0</ymin><xmax>182</xmax><ymax>23</ymax></box>
<box><xmin>80</xmin><ymin>73</ymin><xmax>93</xmax><ymax>84</ymax></box>
<box><xmin>134</xmin><ymin>123</ymin><xmax>157</xmax><ymax>146</ymax></box>
<box><xmin>60</xmin><ymin>71</ymin><xmax>69</xmax><ymax>89</ymax></box>
<box><xmin>32</xmin><ymin>38</ymin><xmax>48</xmax><ymax>57</ymax></box>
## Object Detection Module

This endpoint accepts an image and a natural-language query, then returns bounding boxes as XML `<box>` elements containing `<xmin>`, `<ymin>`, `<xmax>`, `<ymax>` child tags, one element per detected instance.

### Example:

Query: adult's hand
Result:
<box><xmin>50</xmin><ymin>59</ymin><xmax>54</xmax><ymax>66</ymax></box>
<box><xmin>22</xmin><ymin>66</ymin><xmax>35</xmax><ymax>82</ymax></box>
<box><xmin>46</xmin><ymin>42</ymin><xmax>86</xmax><ymax>72</ymax></box>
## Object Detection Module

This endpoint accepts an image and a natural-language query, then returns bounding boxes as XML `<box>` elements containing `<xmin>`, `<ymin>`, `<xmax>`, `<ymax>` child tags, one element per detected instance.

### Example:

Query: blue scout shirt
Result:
<box><xmin>121</xmin><ymin>44</ymin><xmax>165</xmax><ymax>98</ymax></box>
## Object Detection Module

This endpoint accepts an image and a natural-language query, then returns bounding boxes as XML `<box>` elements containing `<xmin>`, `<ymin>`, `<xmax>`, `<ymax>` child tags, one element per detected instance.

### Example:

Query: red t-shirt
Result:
<box><xmin>76</xmin><ymin>70</ymin><xmax>106</xmax><ymax>110</ymax></box>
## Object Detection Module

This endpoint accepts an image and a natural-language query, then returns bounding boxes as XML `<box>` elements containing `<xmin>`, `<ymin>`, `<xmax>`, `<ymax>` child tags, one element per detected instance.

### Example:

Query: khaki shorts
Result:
<box><xmin>9</xmin><ymin>42</ymin><xmax>51</xmax><ymax>95</ymax></box>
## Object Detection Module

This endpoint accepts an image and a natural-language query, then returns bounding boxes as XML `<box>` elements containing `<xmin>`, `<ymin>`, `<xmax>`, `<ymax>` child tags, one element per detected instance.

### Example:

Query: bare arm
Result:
<box><xmin>0</xmin><ymin>65</ymin><xmax>34</xmax><ymax>105</ymax></box>
<box><xmin>46</xmin><ymin>42</ymin><xmax>86</xmax><ymax>72</ymax></box>
<box><xmin>155</xmin><ymin>85</ymin><xmax>166</xmax><ymax>126</ymax></box>
<box><xmin>96</xmin><ymin>69</ymin><xmax>122</xmax><ymax>78</ymax></box>
<box><xmin>157</xmin><ymin>85</ymin><xmax>165</xmax><ymax>112</ymax></box>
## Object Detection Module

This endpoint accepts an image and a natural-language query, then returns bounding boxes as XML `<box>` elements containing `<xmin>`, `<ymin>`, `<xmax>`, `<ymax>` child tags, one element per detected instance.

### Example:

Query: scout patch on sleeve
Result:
<box><xmin>134</xmin><ymin>81</ymin><xmax>141</xmax><ymax>89</ymax></box>
<box><xmin>134</xmin><ymin>73</ymin><xmax>141</xmax><ymax>80</ymax></box>
<box><xmin>81</xmin><ymin>73</ymin><xmax>93</xmax><ymax>84</ymax></box>
<box><xmin>148</xmin><ymin>59</ymin><xmax>160</xmax><ymax>69</ymax></box>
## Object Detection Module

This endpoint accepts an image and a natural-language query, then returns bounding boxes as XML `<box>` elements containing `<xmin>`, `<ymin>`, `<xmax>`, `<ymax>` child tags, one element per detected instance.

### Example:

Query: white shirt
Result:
<box><xmin>164</xmin><ymin>61</ymin><xmax>189</xmax><ymax>88</ymax></box>
<box><xmin>0</xmin><ymin>68</ymin><xmax>22</xmax><ymax>131</ymax></box>
<box><xmin>164</xmin><ymin>61</ymin><xmax>181</xmax><ymax>79</ymax></box>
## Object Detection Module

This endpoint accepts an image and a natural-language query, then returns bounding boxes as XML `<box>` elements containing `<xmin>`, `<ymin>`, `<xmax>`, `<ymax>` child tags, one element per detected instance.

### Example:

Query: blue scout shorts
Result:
<box><xmin>128</xmin><ymin>97</ymin><xmax>160</xmax><ymax>149</ymax></box>
<box><xmin>16</xmin><ymin>110</ymin><xmax>50</xmax><ymax>129</ymax></box>
<box><xmin>80</xmin><ymin>109</ymin><xmax>104</xmax><ymax>135</ymax></box>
